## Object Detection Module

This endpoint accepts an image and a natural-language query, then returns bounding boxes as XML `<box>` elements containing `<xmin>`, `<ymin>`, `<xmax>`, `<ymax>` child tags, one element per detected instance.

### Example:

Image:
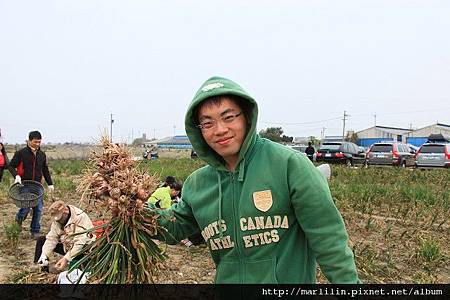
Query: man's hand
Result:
<box><xmin>14</xmin><ymin>175</ymin><xmax>22</xmax><ymax>184</ymax></box>
<box><xmin>55</xmin><ymin>257</ymin><xmax>69</xmax><ymax>270</ymax></box>
<box><xmin>48</xmin><ymin>185</ymin><xmax>55</xmax><ymax>193</ymax></box>
<box><xmin>37</xmin><ymin>254</ymin><xmax>49</xmax><ymax>267</ymax></box>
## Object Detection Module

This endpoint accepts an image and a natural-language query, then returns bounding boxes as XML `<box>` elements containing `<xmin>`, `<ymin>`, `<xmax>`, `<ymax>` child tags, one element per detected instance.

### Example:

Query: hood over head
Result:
<box><xmin>185</xmin><ymin>76</ymin><xmax>258</xmax><ymax>170</ymax></box>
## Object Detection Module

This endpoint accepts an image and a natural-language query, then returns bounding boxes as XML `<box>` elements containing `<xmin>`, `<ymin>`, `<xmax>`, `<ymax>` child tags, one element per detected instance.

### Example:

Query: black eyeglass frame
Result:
<box><xmin>196</xmin><ymin>111</ymin><xmax>243</xmax><ymax>130</ymax></box>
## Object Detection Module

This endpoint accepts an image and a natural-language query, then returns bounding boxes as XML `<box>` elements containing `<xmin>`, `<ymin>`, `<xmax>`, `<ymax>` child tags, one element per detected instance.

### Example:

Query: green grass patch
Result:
<box><xmin>137</xmin><ymin>158</ymin><xmax>206</xmax><ymax>182</ymax></box>
<box><xmin>417</xmin><ymin>238</ymin><xmax>441</xmax><ymax>263</ymax></box>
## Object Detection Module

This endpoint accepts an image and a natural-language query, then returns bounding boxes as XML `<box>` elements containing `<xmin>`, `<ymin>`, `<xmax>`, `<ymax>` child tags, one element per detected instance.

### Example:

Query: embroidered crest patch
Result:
<box><xmin>201</xmin><ymin>82</ymin><xmax>224</xmax><ymax>92</ymax></box>
<box><xmin>253</xmin><ymin>190</ymin><xmax>273</xmax><ymax>212</ymax></box>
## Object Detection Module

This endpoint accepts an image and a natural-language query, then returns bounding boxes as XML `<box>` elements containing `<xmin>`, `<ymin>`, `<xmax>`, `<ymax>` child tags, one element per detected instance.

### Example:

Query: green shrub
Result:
<box><xmin>417</xmin><ymin>238</ymin><xmax>441</xmax><ymax>263</ymax></box>
<box><xmin>4</xmin><ymin>220</ymin><xmax>21</xmax><ymax>249</ymax></box>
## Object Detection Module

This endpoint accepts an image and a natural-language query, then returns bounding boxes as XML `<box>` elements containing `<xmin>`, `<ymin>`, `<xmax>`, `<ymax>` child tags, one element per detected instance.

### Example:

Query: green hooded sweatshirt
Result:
<box><xmin>159</xmin><ymin>76</ymin><xmax>360</xmax><ymax>284</ymax></box>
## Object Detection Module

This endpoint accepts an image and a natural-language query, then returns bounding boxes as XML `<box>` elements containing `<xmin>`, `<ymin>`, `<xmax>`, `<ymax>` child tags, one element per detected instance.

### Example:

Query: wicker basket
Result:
<box><xmin>9</xmin><ymin>180</ymin><xmax>44</xmax><ymax>208</ymax></box>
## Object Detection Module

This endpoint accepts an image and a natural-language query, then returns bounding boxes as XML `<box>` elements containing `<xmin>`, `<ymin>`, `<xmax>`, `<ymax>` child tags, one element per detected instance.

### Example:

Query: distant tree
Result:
<box><xmin>259</xmin><ymin>127</ymin><xmax>293</xmax><ymax>143</ymax></box>
<box><xmin>347</xmin><ymin>132</ymin><xmax>359</xmax><ymax>144</ymax></box>
<box><xmin>281</xmin><ymin>135</ymin><xmax>293</xmax><ymax>143</ymax></box>
<box><xmin>307</xmin><ymin>136</ymin><xmax>319</xmax><ymax>145</ymax></box>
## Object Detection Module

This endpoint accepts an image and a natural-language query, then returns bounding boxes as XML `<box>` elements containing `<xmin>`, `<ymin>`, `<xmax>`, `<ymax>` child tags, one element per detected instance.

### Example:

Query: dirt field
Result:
<box><xmin>5</xmin><ymin>145</ymin><xmax>192</xmax><ymax>161</ymax></box>
<box><xmin>0</xmin><ymin>195</ymin><xmax>216</xmax><ymax>284</ymax></box>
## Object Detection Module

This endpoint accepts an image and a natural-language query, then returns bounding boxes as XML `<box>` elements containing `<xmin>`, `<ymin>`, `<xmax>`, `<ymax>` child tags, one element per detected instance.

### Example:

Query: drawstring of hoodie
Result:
<box><xmin>217</xmin><ymin>159</ymin><xmax>246</xmax><ymax>239</ymax></box>
<box><xmin>217</xmin><ymin>171</ymin><xmax>223</xmax><ymax>239</ymax></box>
<box><xmin>238</xmin><ymin>158</ymin><xmax>245</xmax><ymax>182</ymax></box>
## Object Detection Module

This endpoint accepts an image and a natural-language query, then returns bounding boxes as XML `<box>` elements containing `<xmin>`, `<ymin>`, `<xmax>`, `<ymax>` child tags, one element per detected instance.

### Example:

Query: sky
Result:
<box><xmin>1</xmin><ymin>0</ymin><xmax>449</xmax><ymax>144</ymax></box>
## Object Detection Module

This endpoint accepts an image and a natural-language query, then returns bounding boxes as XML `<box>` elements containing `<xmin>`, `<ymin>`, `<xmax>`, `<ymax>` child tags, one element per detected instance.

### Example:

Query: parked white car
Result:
<box><xmin>415</xmin><ymin>143</ymin><xmax>450</xmax><ymax>168</ymax></box>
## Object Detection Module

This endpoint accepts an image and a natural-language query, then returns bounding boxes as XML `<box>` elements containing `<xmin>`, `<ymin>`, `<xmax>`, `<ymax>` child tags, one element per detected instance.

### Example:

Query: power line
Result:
<box><xmin>261</xmin><ymin>107</ymin><xmax>450</xmax><ymax>126</ymax></box>
<box><xmin>259</xmin><ymin>116</ymin><xmax>342</xmax><ymax>126</ymax></box>
<box><xmin>351</xmin><ymin>107</ymin><xmax>450</xmax><ymax>118</ymax></box>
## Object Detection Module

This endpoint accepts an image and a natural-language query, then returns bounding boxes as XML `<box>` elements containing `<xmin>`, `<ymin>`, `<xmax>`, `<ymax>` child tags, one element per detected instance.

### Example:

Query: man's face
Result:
<box><xmin>29</xmin><ymin>139</ymin><xmax>41</xmax><ymax>149</ymax></box>
<box><xmin>170</xmin><ymin>189</ymin><xmax>180</xmax><ymax>197</ymax></box>
<box><xmin>197</xmin><ymin>98</ymin><xmax>247</xmax><ymax>167</ymax></box>
<box><xmin>56</xmin><ymin>207</ymin><xmax>70</xmax><ymax>225</ymax></box>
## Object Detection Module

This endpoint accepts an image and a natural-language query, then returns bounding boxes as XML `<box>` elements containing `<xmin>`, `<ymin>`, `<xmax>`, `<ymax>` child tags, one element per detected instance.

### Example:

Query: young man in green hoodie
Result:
<box><xmin>158</xmin><ymin>76</ymin><xmax>360</xmax><ymax>284</ymax></box>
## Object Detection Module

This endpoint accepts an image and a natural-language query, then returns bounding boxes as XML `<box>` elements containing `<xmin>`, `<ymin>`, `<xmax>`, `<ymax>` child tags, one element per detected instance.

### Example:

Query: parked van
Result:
<box><xmin>415</xmin><ymin>143</ymin><xmax>450</xmax><ymax>168</ymax></box>
<box><xmin>366</xmin><ymin>142</ymin><xmax>415</xmax><ymax>167</ymax></box>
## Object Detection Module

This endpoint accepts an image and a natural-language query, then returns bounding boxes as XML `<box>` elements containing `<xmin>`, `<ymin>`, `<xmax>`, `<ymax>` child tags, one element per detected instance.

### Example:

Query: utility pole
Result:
<box><xmin>173</xmin><ymin>125</ymin><xmax>176</xmax><ymax>136</ymax></box>
<box><xmin>153</xmin><ymin>128</ymin><xmax>156</xmax><ymax>140</ymax></box>
<box><xmin>374</xmin><ymin>113</ymin><xmax>377</xmax><ymax>127</ymax></box>
<box><xmin>110</xmin><ymin>113</ymin><xmax>114</xmax><ymax>142</ymax></box>
<box><xmin>342</xmin><ymin>111</ymin><xmax>349</xmax><ymax>141</ymax></box>
<box><xmin>321</xmin><ymin>127</ymin><xmax>326</xmax><ymax>140</ymax></box>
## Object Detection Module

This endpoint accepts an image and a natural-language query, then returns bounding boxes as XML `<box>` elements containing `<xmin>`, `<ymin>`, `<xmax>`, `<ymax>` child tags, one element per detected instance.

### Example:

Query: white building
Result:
<box><xmin>411</xmin><ymin>123</ymin><xmax>450</xmax><ymax>137</ymax></box>
<box><xmin>407</xmin><ymin>123</ymin><xmax>450</xmax><ymax>146</ymax></box>
<box><xmin>356</xmin><ymin>126</ymin><xmax>411</xmax><ymax>147</ymax></box>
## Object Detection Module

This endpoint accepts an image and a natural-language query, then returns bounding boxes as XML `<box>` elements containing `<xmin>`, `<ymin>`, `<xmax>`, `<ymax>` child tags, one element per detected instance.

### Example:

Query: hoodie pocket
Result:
<box><xmin>215</xmin><ymin>258</ymin><xmax>278</xmax><ymax>283</ymax></box>
<box><xmin>215</xmin><ymin>261</ymin><xmax>241</xmax><ymax>283</ymax></box>
<box><xmin>244</xmin><ymin>258</ymin><xmax>278</xmax><ymax>284</ymax></box>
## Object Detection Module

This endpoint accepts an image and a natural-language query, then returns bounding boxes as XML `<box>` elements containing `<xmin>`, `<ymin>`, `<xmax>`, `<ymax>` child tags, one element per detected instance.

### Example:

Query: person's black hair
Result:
<box><xmin>194</xmin><ymin>94</ymin><xmax>252</xmax><ymax>128</ymax></box>
<box><xmin>169</xmin><ymin>182</ymin><xmax>182</xmax><ymax>192</ymax></box>
<box><xmin>164</xmin><ymin>176</ymin><xmax>176</xmax><ymax>185</ymax></box>
<box><xmin>28</xmin><ymin>131</ymin><xmax>42</xmax><ymax>140</ymax></box>
<box><xmin>161</xmin><ymin>176</ymin><xmax>176</xmax><ymax>187</ymax></box>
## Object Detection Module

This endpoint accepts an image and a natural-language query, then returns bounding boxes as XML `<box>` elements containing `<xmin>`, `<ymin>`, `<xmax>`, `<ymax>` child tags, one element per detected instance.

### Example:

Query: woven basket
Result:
<box><xmin>9</xmin><ymin>180</ymin><xmax>44</xmax><ymax>208</ymax></box>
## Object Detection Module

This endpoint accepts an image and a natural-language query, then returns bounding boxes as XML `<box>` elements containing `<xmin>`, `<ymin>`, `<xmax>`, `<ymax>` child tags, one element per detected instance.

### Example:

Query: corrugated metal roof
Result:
<box><xmin>157</xmin><ymin>135</ymin><xmax>191</xmax><ymax>145</ymax></box>
<box><xmin>356</xmin><ymin>126</ymin><xmax>411</xmax><ymax>135</ymax></box>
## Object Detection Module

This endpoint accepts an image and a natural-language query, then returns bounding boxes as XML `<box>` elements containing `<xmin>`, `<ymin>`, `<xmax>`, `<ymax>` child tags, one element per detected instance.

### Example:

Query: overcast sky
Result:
<box><xmin>1</xmin><ymin>0</ymin><xmax>449</xmax><ymax>144</ymax></box>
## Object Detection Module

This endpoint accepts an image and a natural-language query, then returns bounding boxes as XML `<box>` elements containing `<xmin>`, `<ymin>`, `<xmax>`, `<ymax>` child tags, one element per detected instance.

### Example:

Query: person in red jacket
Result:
<box><xmin>8</xmin><ymin>131</ymin><xmax>54</xmax><ymax>239</ymax></box>
<box><xmin>0</xmin><ymin>143</ymin><xmax>9</xmax><ymax>182</ymax></box>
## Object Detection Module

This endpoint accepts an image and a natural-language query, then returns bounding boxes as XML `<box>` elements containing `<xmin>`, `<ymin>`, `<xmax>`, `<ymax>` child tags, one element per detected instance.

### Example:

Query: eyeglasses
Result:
<box><xmin>197</xmin><ymin>112</ymin><xmax>243</xmax><ymax>130</ymax></box>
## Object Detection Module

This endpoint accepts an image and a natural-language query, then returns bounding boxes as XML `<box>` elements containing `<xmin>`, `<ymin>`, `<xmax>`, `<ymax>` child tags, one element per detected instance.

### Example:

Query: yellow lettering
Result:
<box><xmin>206</xmin><ymin>225</ymin><xmax>212</xmax><ymax>237</ymax></box>
<box><xmin>257</xmin><ymin>233</ymin><xmax>266</xmax><ymax>245</ymax></box>
<box><xmin>263</xmin><ymin>231</ymin><xmax>272</xmax><ymax>244</ymax></box>
<box><xmin>243</xmin><ymin>235</ymin><xmax>253</xmax><ymax>248</ymax></box>
<box><xmin>213</xmin><ymin>238</ymin><xmax>223</xmax><ymax>249</ymax></box>
<box><xmin>247</xmin><ymin>217</ymin><xmax>256</xmax><ymax>230</ymax></box>
<box><xmin>201</xmin><ymin>230</ymin><xmax>208</xmax><ymax>241</ymax></box>
<box><xmin>220</xmin><ymin>219</ymin><xmax>227</xmax><ymax>232</ymax></box>
<box><xmin>271</xmin><ymin>229</ymin><xmax>279</xmax><ymax>243</ymax></box>
<box><xmin>281</xmin><ymin>215</ymin><xmax>289</xmax><ymax>229</ymax></box>
<box><xmin>273</xmin><ymin>215</ymin><xmax>281</xmax><ymax>228</ymax></box>
<box><xmin>202</xmin><ymin>224</ymin><xmax>213</xmax><ymax>241</ymax></box>
<box><xmin>255</xmin><ymin>216</ymin><xmax>265</xmax><ymax>229</ymax></box>
<box><xmin>240</xmin><ymin>218</ymin><xmax>247</xmax><ymax>231</ymax></box>
<box><xmin>203</xmin><ymin>220</ymin><xmax>233</xmax><ymax>241</ymax></box>
<box><xmin>221</xmin><ymin>236</ymin><xmax>235</xmax><ymax>249</ymax></box>
<box><xmin>265</xmin><ymin>217</ymin><xmax>273</xmax><ymax>229</ymax></box>
<box><xmin>250</xmin><ymin>234</ymin><xmax>260</xmax><ymax>246</ymax></box>
<box><xmin>210</xmin><ymin>239</ymin><xmax>218</xmax><ymax>250</ymax></box>
<box><xmin>211</xmin><ymin>221</ymin><xmax>219</xmax><ymax>235</ymax></box>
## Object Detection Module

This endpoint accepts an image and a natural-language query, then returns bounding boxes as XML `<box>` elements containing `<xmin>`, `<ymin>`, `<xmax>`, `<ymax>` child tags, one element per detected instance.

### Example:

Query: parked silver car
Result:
<box><xmin>366</xmin><ymin>142</ymin><xmax>415</xmax><ymax>167</ymax></box>
<box><xmin>415</xmin><ymin>143</ymin><xmax>450</xmax><ymax>168</ymax></box>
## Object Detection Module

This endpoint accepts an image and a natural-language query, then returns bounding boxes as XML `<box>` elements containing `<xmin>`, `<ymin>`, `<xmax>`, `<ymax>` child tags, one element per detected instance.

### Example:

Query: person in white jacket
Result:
<box><xmin>34</xmin><ymin>200</ymin><xmax>95</xmax><ymax>272</ymax></box>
